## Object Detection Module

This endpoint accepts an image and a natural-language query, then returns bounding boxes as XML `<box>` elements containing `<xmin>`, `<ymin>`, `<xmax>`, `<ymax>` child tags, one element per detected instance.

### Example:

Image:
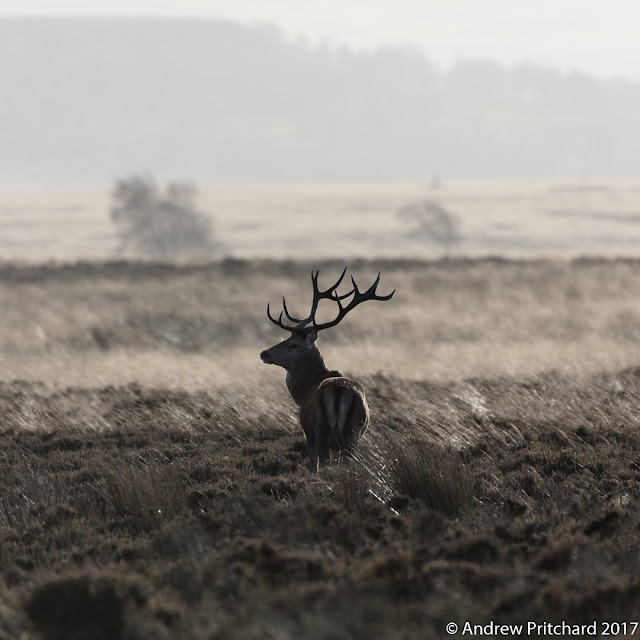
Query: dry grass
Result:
<box><xmin>1</xmin><ymin>258</ymin><xmax>640</xmax><ymax>637</ymax></box>
<box><xmin>4</xmin><ymin>258</ymin><xmax>640</xmax><ymax>389</ymax></box>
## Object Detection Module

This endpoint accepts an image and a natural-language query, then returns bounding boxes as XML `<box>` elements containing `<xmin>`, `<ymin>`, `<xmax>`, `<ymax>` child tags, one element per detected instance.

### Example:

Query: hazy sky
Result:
<box><xmin>3</xmin><ymin>0</ymin><xmax>640</xmax><ymax>80</ymax></box>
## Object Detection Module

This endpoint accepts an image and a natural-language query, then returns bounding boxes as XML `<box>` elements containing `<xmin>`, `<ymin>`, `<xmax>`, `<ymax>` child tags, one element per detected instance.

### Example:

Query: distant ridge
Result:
<box><xmin>2</xmin><ymin>17</ymin><xmax>640</xmax><ymax>187</ymax></box>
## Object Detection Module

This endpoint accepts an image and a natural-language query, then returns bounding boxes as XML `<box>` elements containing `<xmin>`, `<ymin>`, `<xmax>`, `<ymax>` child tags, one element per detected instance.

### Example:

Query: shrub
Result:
<box><xmin>25</xmin><ymin>572</ymin><xmax>150</xmax><ymax>640</ymax></box>
<box><xmin>111</xmin><ymin>175</ymin><xmax>217</xmax><ymax>259</ymax></box>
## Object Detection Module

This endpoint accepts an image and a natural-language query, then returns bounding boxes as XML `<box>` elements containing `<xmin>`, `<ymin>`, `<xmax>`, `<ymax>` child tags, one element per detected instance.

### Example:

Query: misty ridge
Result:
<box><xmin>2</xmin><ymin>17</ymin><xmax>640</xmax><ymax>187</ymax></box>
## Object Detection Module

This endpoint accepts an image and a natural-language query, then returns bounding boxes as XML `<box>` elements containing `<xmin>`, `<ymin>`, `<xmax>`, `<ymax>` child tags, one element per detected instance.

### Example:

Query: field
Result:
<box><xmin>1</xmin><ymin>256</ymin><xmax>640</xmax><ymax>639</ymax></box>
<box><xmin>4</xmin><ymin>180</ymin><xmax>640</xmax><ymax>262</ymax></box>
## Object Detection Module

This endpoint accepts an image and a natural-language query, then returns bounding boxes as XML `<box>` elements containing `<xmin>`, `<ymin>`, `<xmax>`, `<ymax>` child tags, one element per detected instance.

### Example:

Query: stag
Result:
<box><xmin>260</xmin><ymin>268</ymin><xmax>395</xmax><ymax>472</ymax></box>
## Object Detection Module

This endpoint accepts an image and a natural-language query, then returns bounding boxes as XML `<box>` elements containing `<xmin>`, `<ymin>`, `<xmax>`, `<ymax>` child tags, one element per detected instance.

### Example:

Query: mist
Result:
<box><xmin>2</xmin><ymin>17</ymin><xmax>640</xmax><ymax>188</ymax></box>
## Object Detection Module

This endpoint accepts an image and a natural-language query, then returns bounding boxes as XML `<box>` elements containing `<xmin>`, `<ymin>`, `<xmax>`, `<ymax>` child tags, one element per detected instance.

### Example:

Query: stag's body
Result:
<box><xmin>262</xmin><ymin>331</ymin><xmax>369</xmax><ymax>471</ymax></box>
<box><xmin>260</xmin><ymin>268</ymin><xmax>392</xmax><ymax>472</ymax></box>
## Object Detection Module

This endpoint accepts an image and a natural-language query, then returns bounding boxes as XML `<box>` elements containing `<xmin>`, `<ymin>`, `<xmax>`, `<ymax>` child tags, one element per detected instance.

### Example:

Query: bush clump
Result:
<box><xmin>111</xmin><ymin>175</ymin><xmax>217</xmax><ymax>259</ymax></box>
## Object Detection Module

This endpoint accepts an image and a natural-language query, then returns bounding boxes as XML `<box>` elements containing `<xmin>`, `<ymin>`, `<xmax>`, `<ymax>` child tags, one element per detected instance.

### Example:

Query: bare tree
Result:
<box><xmin>260</xmin><ymin>268</ymin><xmax>395</xmax><ymax>472</ymax></box>
<box><xmin>397</xmin><ymin>200</ymin><xmax>462</xmax><ymax>252</ymax></box>
<box><xmin>111</xmin><ymin>175</ymin><xmax>216</xmax><ymax>259</ymax></box>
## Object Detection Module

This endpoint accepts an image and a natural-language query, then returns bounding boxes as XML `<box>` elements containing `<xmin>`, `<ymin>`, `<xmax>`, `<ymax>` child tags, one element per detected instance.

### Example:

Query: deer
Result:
<box><xmin>260</xmin><ymin>268</ymin><xmax>395</xmax><ymax>472</ymax></box>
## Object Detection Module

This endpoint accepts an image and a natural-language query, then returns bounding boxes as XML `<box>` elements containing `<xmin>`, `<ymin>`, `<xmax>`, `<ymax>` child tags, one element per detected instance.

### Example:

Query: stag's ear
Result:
<box><xmin>305</xmin><ymin>329</ymin><xmax>318</xmax><ymax>345</ymax></box>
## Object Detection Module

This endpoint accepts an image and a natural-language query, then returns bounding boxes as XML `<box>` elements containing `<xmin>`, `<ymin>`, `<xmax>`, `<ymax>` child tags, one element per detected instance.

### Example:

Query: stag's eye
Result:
<box><xmin>290</xmin><ymin>343</ymin><xmax>298</xmax><ymax>349</ymax></box>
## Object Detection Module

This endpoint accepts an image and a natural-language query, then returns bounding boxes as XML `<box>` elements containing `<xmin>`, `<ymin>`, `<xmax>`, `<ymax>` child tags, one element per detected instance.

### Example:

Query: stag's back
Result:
<box><xmin>301</xmin><ymin>375</ymin><xmax>369</xmax><ymax>461</ymax></box>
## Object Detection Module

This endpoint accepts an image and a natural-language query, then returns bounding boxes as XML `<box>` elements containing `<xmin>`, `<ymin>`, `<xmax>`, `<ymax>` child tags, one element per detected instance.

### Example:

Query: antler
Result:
<box><xmin>267</xmin><ymin>267</ymin><xmax>395</xmax><ymax>334</ymax></box>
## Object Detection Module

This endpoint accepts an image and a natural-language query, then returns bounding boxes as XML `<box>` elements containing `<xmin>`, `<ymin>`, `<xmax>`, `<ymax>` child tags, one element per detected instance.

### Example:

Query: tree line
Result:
<box><xmin>2</xmin><ymin>18</ymin><xmax>639</xmax><ymax>184</ymax></box>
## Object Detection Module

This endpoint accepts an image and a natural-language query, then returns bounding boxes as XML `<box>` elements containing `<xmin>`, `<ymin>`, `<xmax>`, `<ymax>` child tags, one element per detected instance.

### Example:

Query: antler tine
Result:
<box><xmin>365</xmin><ymin>272</ymin><xmax>395</xmax><ymax>301</ymax></box>
<box><xmin>302</xmin><ymin>266</ymin><xmax>350</xmax><ymax>329</ymax></box>
<box><xmin>267</xmin><ymin>302</ymin><xmax>295</xmax><ymax>331</ymax></box>
<box><xmin>266</xmin><ymin>302</ymin><xmax>279</xmax><ymax>326</ymax></box>
<box><xmin>326</xmin><ymin>266</ymin><xmax>347</xmax><ymax>295</ymax></box>
<box><xmin>348</xmin><ymin>272</ymin><xmax>394</xmax><ymax>302</ymax></box>
<box><xmin>282</xmin><ymin>297</ymin><xmax>304</xmax><ymax>324</ymax></box>
<box><xmin>312</xmin><ymin>267</ymin><xmax>348</xmax><ymax>297</ymax></box>
<box><xmin>333</xmin><ymin>267</ymin><xmax>347</xmax><ymax>290</ymax></box>
<box><xmin>350</xmin><ymin>274</ymin><xmax>359</xmax><ymax>295</ymax></box>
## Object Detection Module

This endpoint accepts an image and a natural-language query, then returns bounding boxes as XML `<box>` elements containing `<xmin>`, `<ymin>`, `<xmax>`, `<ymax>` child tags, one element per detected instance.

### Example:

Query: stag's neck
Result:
<box><xmin>285</xmin><ymin>349</ymin><xmax>340</xmax><ymax>407</ymax></box>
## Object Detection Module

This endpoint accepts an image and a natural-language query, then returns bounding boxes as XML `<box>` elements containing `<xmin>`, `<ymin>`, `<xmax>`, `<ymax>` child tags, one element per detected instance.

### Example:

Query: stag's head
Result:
<box><xmin>259</xmin><ymin>329</ymin><xmax>319</xmax><ymax>371</ymax></box>
<box><xmin>260</xmin><ymin>268</ymin><xmax>395</xmax><ymax>372</ymax></box>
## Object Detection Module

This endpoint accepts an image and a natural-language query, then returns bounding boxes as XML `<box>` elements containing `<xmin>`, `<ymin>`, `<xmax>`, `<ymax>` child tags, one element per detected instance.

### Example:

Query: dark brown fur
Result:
<box><xmin>301</xmin><ymin>376</ymin><xmax>370</xmax><ymax>471</ymax></box>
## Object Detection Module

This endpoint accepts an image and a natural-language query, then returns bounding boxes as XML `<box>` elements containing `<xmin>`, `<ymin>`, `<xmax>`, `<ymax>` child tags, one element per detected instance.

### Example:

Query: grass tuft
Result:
<box><xmin>385</xmin><ymin>438</ymin><xmax>473</xmax><ymax>516</ymax></box>
<box><xmin>325</xmin><ymin>462</ymin><xmax>373</xmax><ymax>513</ymax></box>
<box><xmin>97</xmin><ymin>460</ymin><xmax>188</xmax><ymax>532</ymax></box>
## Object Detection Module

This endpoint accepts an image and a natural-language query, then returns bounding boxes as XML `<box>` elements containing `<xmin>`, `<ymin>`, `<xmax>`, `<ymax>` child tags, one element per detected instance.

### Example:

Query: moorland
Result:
<box><xmin>1</xmin><ymin>257</ymin><xmax>640</xmax><ymax>638</ymax></box>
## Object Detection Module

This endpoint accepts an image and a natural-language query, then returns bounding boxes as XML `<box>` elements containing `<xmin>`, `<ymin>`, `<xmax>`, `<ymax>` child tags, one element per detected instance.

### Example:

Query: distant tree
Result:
<box><xmin>397</xmin><ymin>200</ymin><xmax>462</xmax><ymax>251</ymax></box>
<box><xmin>111</xmin><ymin>175</ymin><xmax>216</xmax><ymax>259</ymax></box>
